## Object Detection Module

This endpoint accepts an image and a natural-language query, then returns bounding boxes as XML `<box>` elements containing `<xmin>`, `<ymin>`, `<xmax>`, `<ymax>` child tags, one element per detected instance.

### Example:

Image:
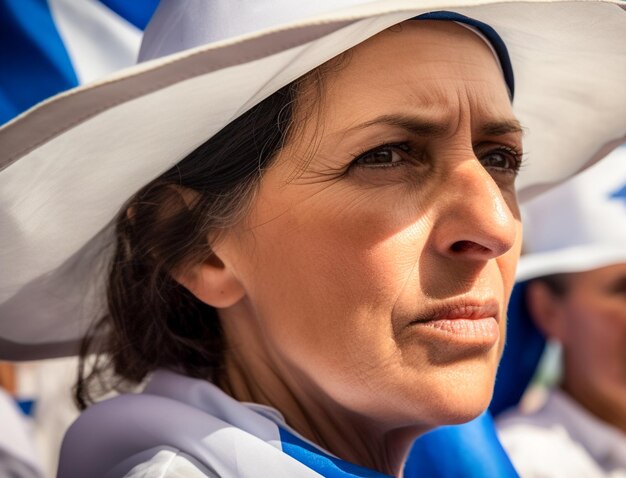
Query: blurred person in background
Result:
<box><xmin>0</xmin><ymin>362</ymin><xmax>43</xmax><ymax>478</ymax></box>
<box><xmin>497</xmin><ymin>146</ymin><xmax>626</xmax><ymax>477</ymax></box>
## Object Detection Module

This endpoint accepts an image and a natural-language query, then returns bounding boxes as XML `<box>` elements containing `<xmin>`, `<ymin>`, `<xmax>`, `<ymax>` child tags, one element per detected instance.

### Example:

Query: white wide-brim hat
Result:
<box><xmin>1</xmin><ymin>0</ymin><xmax>626</xmax><ymax>360</ymax></box>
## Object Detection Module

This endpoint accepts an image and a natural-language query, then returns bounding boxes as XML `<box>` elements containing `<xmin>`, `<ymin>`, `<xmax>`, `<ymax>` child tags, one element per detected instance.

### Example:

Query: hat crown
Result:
<box><xmin>139</xmin><ymin>0</ymin><xmax>366</xmax><ymax>62</ymax></box>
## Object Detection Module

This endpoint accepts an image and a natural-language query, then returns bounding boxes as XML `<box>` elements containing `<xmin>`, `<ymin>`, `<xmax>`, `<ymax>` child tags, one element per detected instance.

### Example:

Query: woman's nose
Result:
<box><xmin>431</xmin><ymin>161</ymin><xmax>519</xmax><ymax>262</ymax></box>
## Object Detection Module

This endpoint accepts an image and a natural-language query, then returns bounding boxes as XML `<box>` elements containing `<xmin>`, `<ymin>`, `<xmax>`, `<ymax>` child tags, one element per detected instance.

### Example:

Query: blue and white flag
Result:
<box><xmin>0</xmin><ymin>0</ymin><xmax>159</xmax><ymax>125</ymax></box>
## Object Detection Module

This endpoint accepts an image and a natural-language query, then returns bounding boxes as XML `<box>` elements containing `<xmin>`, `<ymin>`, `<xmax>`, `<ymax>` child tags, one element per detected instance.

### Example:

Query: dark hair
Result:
<box><xmin>529</xmin><ymin>273</ymin><xmax>570</xmax><ymax>297</ymax></box>
<box><xmin>75</xmin><ymin>83</ymin><xmax>301</xmax><ymax>408</ymax></box>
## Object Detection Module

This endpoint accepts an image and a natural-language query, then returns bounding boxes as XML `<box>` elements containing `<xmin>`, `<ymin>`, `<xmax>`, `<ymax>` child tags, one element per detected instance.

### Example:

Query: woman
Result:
<box><xmin>1</xmin><ymin>1</ymin><xmax>626</xmax><ymax>477</ymax></box>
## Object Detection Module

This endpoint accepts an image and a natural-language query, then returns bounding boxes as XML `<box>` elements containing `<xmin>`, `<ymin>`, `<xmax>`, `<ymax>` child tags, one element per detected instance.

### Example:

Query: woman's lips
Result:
<box><xmin>408</xmin><ymin>300</ymin><xmax>500</xmax><ymax>346</ymax></box>
<box><xmin>418</xmin><ymin>317</ymin><xmax>499</xmax><ymax>339</ymax></box>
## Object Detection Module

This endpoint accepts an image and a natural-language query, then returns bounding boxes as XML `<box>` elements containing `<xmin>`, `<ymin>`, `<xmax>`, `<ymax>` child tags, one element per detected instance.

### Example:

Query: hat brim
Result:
<box><xmin>516</xmin><ymin>246</ymin><xmax>626</xmax><ymax>283</ymax></box>
<box><xmin>2</xmin><ymin>0</ymin><xmax>626</xmax><ymax>360</ymax></box>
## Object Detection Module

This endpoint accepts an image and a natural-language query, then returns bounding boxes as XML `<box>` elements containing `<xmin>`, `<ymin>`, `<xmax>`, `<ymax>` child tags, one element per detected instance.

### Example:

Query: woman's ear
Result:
<box><xmin>525</xmin><ymin>281</ymin><xmax>567</xmax><ymax>343</ymax></box>
<box><xmin>172</xmin><ymin>252</ymin><xmax>245</xmax><ymax>308</ymax></box>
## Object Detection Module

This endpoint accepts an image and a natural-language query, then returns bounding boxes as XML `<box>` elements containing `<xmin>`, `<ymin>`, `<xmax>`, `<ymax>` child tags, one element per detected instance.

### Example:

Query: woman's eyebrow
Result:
<box><xmin>346</xmin><ymin>114</ymin><xmax>448</xmax><ymax>136</ymax></box>
<box><xmin>480</xmin><ymin>120</ymin><xmax>523</xmax><ymax>137</ymax></box>
<box><xmin>343</xmin><ymin>114</ymin><xmax>523</xmax><ymax>137</ymax></box>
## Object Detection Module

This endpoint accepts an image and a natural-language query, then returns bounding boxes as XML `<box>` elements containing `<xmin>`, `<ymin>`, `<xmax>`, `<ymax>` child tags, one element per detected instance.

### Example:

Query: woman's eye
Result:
<box><xmin>480</xmin><ymin>147</ymin><xmax>522</xmax><ymax>175</ymax></box>
<box><xmin>353</xmin><ymin>144</ymin><xmax>411</xmax><ymax>168</ymax></box>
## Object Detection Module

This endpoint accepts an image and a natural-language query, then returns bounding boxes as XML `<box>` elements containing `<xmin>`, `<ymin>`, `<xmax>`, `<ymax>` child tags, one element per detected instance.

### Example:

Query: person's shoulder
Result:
<box><xmin>497</xmin><ymin>405</ymin><xmax>579</xmax><ymax>455</ymax></box>
<box><xmin>496</xmin><ymin>400</ymin><xmax>606</xmax><ymax>478</ymax></box>
<box><xmin>57</xmin><ymin>392</ymin><xmax>226</xmax><ymax>478</ymax></box>
<box><xmin>497</xmin><ymin>387</ymin><xmax>579</xmax><ymax>435</ymax></box>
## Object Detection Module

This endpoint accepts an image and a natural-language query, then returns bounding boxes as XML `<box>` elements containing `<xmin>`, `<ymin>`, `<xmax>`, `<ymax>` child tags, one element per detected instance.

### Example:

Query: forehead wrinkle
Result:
<box><xmin>343</xmin><ymin>113</ymin><xmax>448</xmax><ymax>137</ymax></box>
<box><xmin>328</xmin><ymin>78</ymin><xmax>461</xmax><ymax>139</ymax></box>
<box><xmin>462</xmin><ymin>80</ymin><xmax>519</xmax><ymax>135</ymax></box>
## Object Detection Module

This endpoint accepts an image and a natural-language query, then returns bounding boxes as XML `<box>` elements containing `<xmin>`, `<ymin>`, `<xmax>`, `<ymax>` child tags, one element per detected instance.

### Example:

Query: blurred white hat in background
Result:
<box><xmin>517</xmin><ymin>146</ymin><xmax>626</xmax><ymax>282</ymax></box>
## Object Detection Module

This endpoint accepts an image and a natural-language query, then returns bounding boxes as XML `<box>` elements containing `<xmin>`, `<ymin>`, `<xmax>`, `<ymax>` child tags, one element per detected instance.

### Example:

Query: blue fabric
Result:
<box><xmin>416</xmin><ymin>11</ymin><xmax>515</xmax><ymax>99</ymax></box>
<box><xmin>610</xmin><ymin>181</ymin><xmax>626</xmax><ymax>205</ymax></box>
<box><xmin>97</xmin><ymin>0</ymin><xmax>159</xmax><ymax>30</ymax></box>
<box><xmin>280</xmin><ymin>428</ymin><xmax>392</xmax><ymax>478</ymax></box>
<box><xmin>608</xmin><ymin>147</ymin><xmax>626</xmax><ymax>205</ymax></box>
<box><xmin>405</xmin><ymin>412</ymin><xmax>519</xmax><ymax>478</ymax></box>
<box><xmin>0</xmin><ymin>0</ymin><xmax>78</xmax><ymax>125</ymax></box>
<box><xmin>490</xmin><ymin>282</ymin><xmax>546</xmax><ymax>416</ymax></box>
<box><xmin>16</xmin><ymin>398</ymin><xmax>36</xmax><ymax>416</ymax></box>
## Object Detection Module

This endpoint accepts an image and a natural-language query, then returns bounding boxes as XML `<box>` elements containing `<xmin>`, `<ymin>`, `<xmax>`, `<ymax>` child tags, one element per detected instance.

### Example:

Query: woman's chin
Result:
<box><xmin>397</xmin><ymin>364</ymin><xmax>496</xmax><ymax>428</ymax></box>
<box><xmin>418</xmin><ymin>391</ymin><xmax>492</xmax><ymax>428</ymax></box>
<box><xmin>434</xmin><ymin>401</ymin><xmax>490</xmax><ymax>426</ymax></box>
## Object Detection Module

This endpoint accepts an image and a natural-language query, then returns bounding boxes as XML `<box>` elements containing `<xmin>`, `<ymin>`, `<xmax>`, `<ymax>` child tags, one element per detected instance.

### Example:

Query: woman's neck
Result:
<box><xmin>218</xmin><ymin>347</ymin><xmax>421</xmax><ymax>477</ymax></box>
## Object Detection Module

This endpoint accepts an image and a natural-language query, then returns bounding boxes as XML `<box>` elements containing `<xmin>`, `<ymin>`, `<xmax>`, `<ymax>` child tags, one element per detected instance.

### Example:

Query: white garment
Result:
<box><xmin>0</xmin><ymin>388</ymin><xmax>44</xmax><ymax>478</ymax></box>
<box><xmin>497</xmin><ymin>389</ymin><xmax>626</xmax><ymax>478</ymax></box>
<box><xmin>58</xmin><ymin>370</ymin><xmax>331</xmax><ymax>478</ymax></box>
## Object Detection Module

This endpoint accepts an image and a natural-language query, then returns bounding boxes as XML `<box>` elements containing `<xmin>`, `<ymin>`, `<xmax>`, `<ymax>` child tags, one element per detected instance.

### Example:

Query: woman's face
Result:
<box><xmin>215</xmin><ymin>21</ymin><xmax>523</xmax><ymax>430</ymax></box>
<box><xmin>555</xmin><ymin>264</ymin><xmax>626</xmax><ymax>413</ymax></box>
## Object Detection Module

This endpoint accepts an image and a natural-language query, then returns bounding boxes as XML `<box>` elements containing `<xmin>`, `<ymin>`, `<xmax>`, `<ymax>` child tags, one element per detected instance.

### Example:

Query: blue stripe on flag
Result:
<box><xmin>280</xmin><ymin>428</ymin><xmax>392</xmax><ymax>478</ymax></box>
<box><xmin>0</xmin><ymin>0</ymin><xmax>78</xmax><ymax>124</ymax></box>
<box><xmin>98</xmin><ymin>0</ymin><xmax>159</xmax><ymax>30</ymax></box>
